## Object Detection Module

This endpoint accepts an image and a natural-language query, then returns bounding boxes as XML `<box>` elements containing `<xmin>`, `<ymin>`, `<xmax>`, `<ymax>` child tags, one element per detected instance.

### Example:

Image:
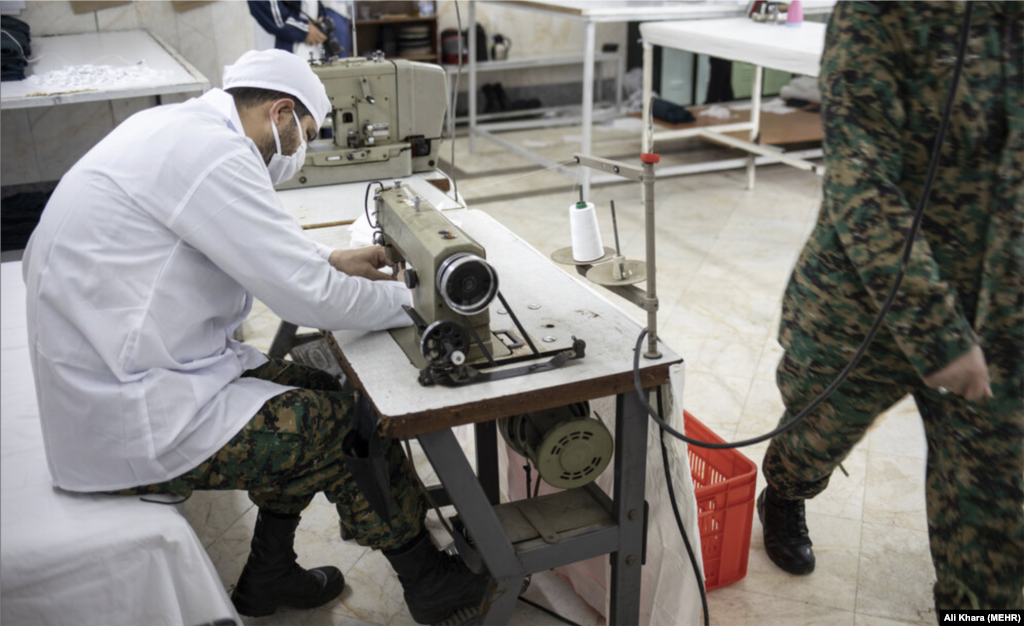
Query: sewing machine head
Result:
<box><xmin>277</xmin><ymin>55</ymin><xmax>447</xmax><ymax>190</ymax></box>
<box><xmin>374</xmin><ymin>184</ymin><xmax>506</xmax><ymax>372</ymax></box>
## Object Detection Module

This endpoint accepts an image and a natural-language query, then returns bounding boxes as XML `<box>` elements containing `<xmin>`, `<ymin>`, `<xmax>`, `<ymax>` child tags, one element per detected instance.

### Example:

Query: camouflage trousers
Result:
<box><xmin>762</xmin><ymin>352</ymin><xmax>1024</xmax><ymax>611</ymax></box>
<box><xmin>117</xmin><ymin>357</ymin><xmax>426</xmax><ymax>551</ymax></box>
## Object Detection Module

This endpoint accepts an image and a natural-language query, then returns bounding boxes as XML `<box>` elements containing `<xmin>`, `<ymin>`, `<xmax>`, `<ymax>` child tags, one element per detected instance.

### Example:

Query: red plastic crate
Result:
<box><xmin>685</xmin><ymin>411</ymin><xmax>757</xmax><ymax>590</ymax></box>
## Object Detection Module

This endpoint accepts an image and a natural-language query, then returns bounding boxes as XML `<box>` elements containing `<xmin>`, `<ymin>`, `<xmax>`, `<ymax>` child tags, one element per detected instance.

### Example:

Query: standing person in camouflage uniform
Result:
<box><xmin>757</xmin><ymin>1</ymin><xmax>1023</xmax><ymax>614</ymax></box>
<box><xmin>22</xmin><ymin>48</ymin><xmax>487</xmax><ymax>624</ymax></box>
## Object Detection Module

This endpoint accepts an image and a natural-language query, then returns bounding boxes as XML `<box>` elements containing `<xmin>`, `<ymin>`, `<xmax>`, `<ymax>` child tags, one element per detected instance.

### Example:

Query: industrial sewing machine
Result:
<box><xmin>373</xmin><ymin>181</ymin><xmax>608</xmax><ymax>495</ymax></box>
<box><xmin>277</xmin><ymin>54</ymin><xmax>447</xmax><ymax>190</ymax></box>
<box><xmin>371</xmin><ymin>182</ymin><xmax>586</xmax><ymax>388</ymax></box>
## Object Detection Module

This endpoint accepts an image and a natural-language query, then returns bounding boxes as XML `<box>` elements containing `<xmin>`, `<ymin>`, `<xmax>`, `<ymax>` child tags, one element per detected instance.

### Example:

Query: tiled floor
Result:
<box><xmin>185</xmin><ymin>119</ymin><xmax>938</xmax><ymax>626</ymax></box>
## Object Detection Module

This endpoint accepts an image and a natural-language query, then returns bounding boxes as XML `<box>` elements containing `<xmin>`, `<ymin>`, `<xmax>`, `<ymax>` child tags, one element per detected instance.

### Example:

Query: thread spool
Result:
<box><xmin>786</xmin><ymin>0</ymin><xmax>803</xmax><ymax>26</ymax></box>
<box><xmin>569</xmin><ymin>201</ymin><xmax>604</xmax><ymax>263</ymax></box>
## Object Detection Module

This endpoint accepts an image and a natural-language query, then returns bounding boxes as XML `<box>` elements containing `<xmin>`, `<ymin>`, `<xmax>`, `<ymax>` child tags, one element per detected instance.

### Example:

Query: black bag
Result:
<box><xmin>440</xmin><ymin>23</ymin><xmax>487</xmax><ymax>64</ymax></box>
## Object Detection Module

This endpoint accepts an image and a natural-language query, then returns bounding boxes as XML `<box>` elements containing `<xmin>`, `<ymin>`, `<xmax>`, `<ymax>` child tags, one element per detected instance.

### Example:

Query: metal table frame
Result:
<box><xmin>416</xmin><ymin>392</ymin><xmax>651</xmax><ymax>624</ymax></box>
<box><xmin>640</xmin><ymin>17</ymin><xmax>829</xmax><ymax>189</ymax></box>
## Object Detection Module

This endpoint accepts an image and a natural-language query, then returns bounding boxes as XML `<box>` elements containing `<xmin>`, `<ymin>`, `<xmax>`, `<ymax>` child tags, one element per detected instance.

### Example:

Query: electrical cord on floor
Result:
<box><xmin>634</xmin><ymin>2</ymin><xmax>973</xmax><ymax>451</ymax></box>
<box><xmin>517</xmin><ymin>596</ymin><xmax>583</xmax><ymax>626</ymax></box>
<box><xmin>657</xmin><ymin>387</ymin><xmax>710</xmax><ymax>626</ymax></box>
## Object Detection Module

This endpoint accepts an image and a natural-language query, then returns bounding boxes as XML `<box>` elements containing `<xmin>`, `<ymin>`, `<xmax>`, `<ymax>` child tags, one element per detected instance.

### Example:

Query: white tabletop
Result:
<box><xmin>278</xmin><ymin>172</ymin><xmax>464</xmax><ymax>229</ymax></box>
<box><xmin>641</xmin><ymin>17</ymin><xmax>828</xmax><ymax>76</ymax></box>
<box><xmin>330</xmin><ymin>209</ymin><xmax>681</xmax><ymax>436</ymax></box>
<box><xmin>495</xmin><ymin>1</ymin><xmax>835</xmax><ymax>22</ymax></box>
<box><xmin>1</xmin><ymin>30</ymin><xmax>209</xmax><ymax>110</ymax></box>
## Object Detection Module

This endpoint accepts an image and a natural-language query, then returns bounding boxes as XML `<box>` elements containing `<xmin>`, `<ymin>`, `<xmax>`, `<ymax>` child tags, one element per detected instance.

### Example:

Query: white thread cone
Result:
<box><xmin>569</xmin><ymin>202</ymin><xmax>604</xmax><ymax>263</ymax></box>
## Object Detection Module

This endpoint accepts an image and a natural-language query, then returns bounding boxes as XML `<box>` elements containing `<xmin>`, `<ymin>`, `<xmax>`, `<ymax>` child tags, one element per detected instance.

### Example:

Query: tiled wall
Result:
<box><xmin>1</xmin><ymin>0</ymin><xmax>254</xmax><ymax>187</ymax></box>
<box><xmin>437</xmin><ymin>1</ymin><xmax>627</xmax><ymax>88</ymax></box>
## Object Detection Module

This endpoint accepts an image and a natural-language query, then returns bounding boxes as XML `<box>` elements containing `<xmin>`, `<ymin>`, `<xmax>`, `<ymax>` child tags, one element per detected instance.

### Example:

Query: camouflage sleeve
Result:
<box><xmin>818</xmin><ymin>2</ymin><xmax>977</xmax><ymax>379</ymax></box>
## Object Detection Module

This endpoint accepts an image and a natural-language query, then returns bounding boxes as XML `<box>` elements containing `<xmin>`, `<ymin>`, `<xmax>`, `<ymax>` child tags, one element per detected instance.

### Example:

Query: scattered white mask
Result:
<box><xmin>267</xmin><ymin>110</ymin><xmax>307</xmax><ymax>185</ymax></box>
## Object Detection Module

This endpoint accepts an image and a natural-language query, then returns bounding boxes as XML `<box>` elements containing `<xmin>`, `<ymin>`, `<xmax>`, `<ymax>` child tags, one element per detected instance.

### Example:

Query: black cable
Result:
<box><xmin>517</xmin><ymin>597</ymin><xmax>583</xmax><ymax>626</ymax></box>
<box><xmin>635</xmin><ymin>3</ymin><xmax>974</xmax><ymax>450</ymax></box>
<box><xmin>364</xmin><ymin>180</ymin><xmax>383</xmax><ymax>227</ymax></box>
<box><xmin>449</xmin><ymin>0</ymin><xmax>464</xmax><ymax>202</ymax></box>
<box><xmin>656</xmin><ymin>388</ymin><xmax>709</xmax><ymax>626</ymax></box>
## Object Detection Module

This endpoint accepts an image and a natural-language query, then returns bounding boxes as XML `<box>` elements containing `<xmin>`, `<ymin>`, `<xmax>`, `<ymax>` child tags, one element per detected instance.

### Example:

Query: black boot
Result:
<box><xmin>757</xmin><ymin>486</ymin><xmax>815</xmax><ymax>575</ymax></box>
<box><xmin>491</xmin><ymin>82</ymin><xmax>513</xmax><ymax>111</ymax></box>
<box><xmin>231</xmin><ymin>510</ymin><xmax>346</xmax><ymax>617</ymax></box>
<box><xmin>383</xmin><ymin>532</ymin><xmax>490</xmax><ymax>625</ymax></box>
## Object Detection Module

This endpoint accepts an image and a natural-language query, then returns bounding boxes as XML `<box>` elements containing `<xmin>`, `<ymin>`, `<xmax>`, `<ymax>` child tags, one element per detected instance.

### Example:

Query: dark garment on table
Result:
<box><xmin>1</xmin><ymin>16</ymin><xmax>31</xmax><ymax>81</ymax></box>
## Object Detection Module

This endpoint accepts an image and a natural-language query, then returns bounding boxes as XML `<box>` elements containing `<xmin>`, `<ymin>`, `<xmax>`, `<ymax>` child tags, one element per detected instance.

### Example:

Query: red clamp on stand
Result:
<box><xmin>640</xmin><ymin>153</ymin><xmax>661</xmax><ymax>164</ymax></box>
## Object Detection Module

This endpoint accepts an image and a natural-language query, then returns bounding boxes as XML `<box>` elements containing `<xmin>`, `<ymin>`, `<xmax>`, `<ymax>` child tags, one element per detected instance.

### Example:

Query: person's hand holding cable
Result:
<box><xmin>923</xmin><ymin>343</ymin><xmax>994</xmax><ymax>402</ymax></box>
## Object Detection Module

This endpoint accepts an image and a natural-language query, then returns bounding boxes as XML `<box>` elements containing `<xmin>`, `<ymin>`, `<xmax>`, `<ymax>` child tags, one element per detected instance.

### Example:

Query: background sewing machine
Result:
<box><xmin>277</xmin><ymin>54</ymin><xmax>447</xmax><ymax>190</ymax></box>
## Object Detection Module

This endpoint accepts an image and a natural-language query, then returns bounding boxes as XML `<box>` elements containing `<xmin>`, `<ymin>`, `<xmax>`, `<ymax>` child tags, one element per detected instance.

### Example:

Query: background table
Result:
<box><xmin>0</xmin><ymin>29</ymin><xmax>209</xmax><ymax>110</ymax></box>
<box><xmin>640</xmin><ymin>17</ymin><xmax>828</xmax><ymax>188</ymax></box>
<box><xmin>464</xmin><ymin>1</ymin><xmax>834</xmax><ymax>197</ymax></box>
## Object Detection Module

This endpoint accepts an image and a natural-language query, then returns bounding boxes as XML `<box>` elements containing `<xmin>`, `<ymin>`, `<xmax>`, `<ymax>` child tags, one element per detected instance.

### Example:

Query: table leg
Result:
<box><xmin>610</xmin><ymin>390</ymin><xmax>649</xmax><ymax>625</ymax></box>
<box><xmin>614</xmin><ymin>53</ymin><xmax>624</xmax><ymax>114</ymax></box>
<box><xmin>746</xmin><ymin>64</ymin><xmax>764</xmax><ymax>190</ymax></box>
<box><xmin>581</xmin><ymin>19</ymin><xmax>596</xmax><ymax>199</ymax></box>
<box><xmin>642</xmin><ymin>42</ymin><xmax>653</xmax><ymax>153</ymax></box>
<box><xmin>475</xmin><ymin>421</ymin><xmax>500</xmax><ymax>505</ymax></box>
<box><xmin>468</xmin><ymin>0</ymin><xmax>478</xmax><ymax>154</ymax></box>
<box><xmin>418</xmin><ymin>429</ymin><xmax>525</xmax><ymax>626</ymax></box>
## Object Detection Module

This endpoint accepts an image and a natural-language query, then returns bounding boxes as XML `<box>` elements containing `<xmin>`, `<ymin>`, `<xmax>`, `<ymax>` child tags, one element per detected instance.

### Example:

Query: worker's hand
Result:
<box><xmin>305</xmin><ymin>19</ymin><xmax>328</xmax><ymax>46</ymax></box>
<box><xmin>328</xmin><ymin>247</ymin><xmax>395</xmax><ymax>281</ymax></box>
<box><xmin>923</xmin><ymin>344</ymin><xmax>994</xmax><ymax>402</ymax></box>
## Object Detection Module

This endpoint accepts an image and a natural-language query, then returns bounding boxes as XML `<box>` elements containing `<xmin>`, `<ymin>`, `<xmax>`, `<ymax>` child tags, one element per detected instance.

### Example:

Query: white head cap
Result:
<box><xmin>222</xmin><ymin>49</ymin><xmax>331</xmax><ymax>127</ymax></box>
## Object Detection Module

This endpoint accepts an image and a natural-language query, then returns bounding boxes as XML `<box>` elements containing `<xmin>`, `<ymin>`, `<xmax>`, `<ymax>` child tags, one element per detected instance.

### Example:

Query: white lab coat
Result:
<box><xmin>22</xmin><ymin>88</ymin><xmax>412</xmax><ymax>492</ymax></box>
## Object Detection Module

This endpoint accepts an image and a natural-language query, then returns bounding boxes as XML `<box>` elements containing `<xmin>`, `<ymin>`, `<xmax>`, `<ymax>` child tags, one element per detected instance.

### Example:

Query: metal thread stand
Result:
<box><xmin>571</xmin><ymin>153</ymin><xmax>661</xmax><ymax>359</ymax></box>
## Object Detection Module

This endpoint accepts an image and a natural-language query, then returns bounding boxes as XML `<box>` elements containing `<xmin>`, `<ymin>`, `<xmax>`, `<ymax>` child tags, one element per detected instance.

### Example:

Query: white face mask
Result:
<box><xmin>267</xmin><ymin>110</ymin><xmax>307</xmax><ymax>185</ymax></box>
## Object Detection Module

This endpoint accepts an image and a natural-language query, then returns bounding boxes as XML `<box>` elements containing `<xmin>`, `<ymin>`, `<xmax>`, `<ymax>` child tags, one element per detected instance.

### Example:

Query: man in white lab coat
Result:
<box><xmin>21</xmin><ymin>49</ymin><xmax>486</xmax><ymax>624</ymax></box>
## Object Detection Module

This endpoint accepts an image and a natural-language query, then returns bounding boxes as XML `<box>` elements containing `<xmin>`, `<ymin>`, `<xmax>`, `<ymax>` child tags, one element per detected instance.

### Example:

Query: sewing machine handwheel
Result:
<box><xmin>420</xmin><ymin>320</ymin><xmax>470</xmax><ymax>366</ymax></box>
<box><xmin>436</xmin><ymin>253</ymin><xmax>499</xmax><ymax>315</ymax></box>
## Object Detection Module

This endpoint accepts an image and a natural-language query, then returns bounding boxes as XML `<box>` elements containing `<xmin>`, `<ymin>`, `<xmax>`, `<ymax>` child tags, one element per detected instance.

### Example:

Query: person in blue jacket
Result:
<box><xmin>249</xmin><ymin>1</ymin><xmax>352</xmax><ymax>61</ymax></box>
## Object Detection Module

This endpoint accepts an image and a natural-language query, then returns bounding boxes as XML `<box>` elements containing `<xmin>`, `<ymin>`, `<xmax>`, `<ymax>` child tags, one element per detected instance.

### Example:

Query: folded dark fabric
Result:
<box><xmin>1</xmin><ymin>15</ymin><xmax>31</xmax><ymax>56</ymax></box>
<box><xmin>1</xmin><ymin>15</ymin><xmax>30</xmax><ymax>81</ymax></box>
<box><xmin>652</xmin><ymin>98</ymin><xmax>695</xmax><ymax>125</ymax></box>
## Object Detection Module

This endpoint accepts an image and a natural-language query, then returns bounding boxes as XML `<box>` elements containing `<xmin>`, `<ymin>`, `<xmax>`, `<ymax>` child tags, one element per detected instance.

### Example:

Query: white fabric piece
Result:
<box><xmin>759</xmin><ymin>97</ymin><xmax>800</xmax><ymax>115</ymax></box>
<box><xmin>222</xmin><ymin>48</ymin><xmax>331</xmax><ymax>126</ymax></box>
<box><xmin>22</xmin><ymin>88</ymin><xmax>412</xmax><ymax>491</ymax></box>
<box><xmin>641</xmin><ymin>17</ymin><xmax>827</xmax><ymax>77</ymax></box>
<box><xmin>780</xmin><ymin>75</ymin><xmax>822</xmax><ymax>103</ymax></box>
<box><xmin>1</xmin><ymin>261</ymin><xmax>240</xmax><ymax>626</ymax></box>
<box><xmin>24</xmin><ymin>63</ymin><xmax>174</xmax><ymax>90</ymax></box>
<box><xmin>699</xmin><ymin>105</ymin><xmax>733</xmax><ymax>119</ymax></box>
<box><xmin>499</xmin><ymin>363</ymin><xmax>703</xmax><ymax>626</ymax></box>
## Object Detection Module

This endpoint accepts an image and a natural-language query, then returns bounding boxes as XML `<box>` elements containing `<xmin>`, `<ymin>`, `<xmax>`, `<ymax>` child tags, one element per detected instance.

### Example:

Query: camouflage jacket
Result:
<box><xmin>780</xmin><ymin>1</ymin><xmax>1023</xmax><ymax>401</ymax></box>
